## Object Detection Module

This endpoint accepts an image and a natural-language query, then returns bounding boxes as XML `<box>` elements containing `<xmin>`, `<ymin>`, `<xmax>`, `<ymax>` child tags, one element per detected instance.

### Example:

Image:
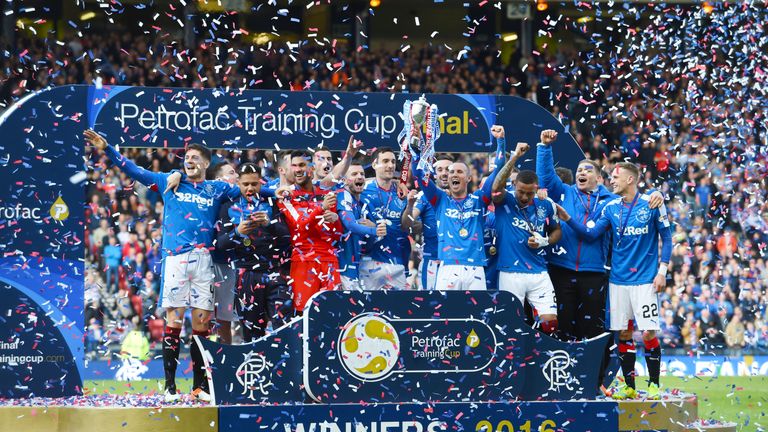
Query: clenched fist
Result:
<box><xmin>540</xmin><ymin>129</ymin><xmax>557</xmax><ymax>145</ymax></box>
<box><xmin>322</xmin><ymin>192</ymin><xmax>337</xmax><ymax>210</ymax></box>
<box><xmin>514</xmin><ymin>142</ymin><xmax>530</xmax><ymax>158</ymax></box>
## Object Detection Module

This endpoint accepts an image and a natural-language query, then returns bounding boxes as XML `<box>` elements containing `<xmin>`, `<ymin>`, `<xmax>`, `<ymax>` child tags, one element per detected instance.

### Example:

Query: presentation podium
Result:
<box><xmin>191</xmin><ymin>290</ymin><xmax>701</xmax><ymax>431</ymax></box>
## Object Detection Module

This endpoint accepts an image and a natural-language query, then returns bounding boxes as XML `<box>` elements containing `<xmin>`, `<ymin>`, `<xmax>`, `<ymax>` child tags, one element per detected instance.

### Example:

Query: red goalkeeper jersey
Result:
<box><xmin>278</xmin><ymin>186</ymin><xmax>342</xmax><ymax>263</ymax></box>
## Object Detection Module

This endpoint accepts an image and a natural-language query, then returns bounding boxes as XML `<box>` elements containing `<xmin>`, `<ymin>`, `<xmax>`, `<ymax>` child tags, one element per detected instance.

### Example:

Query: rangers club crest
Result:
<box><xmin>635</xmin><ymin>206</ymin><xmax>651</xmax><ymax>223</ymax></box>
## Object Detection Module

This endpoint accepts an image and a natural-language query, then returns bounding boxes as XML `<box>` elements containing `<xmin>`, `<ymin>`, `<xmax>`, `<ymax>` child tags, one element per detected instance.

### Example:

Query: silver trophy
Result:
<box><xmin>409</xmin><ymin>95</ymin><xmax>430</xmax><ymax>154</ymax></box>
<box><xmin>410</xmin><ymin>95</ymin><xmax>430</xmax><ymax>126</ymax></box>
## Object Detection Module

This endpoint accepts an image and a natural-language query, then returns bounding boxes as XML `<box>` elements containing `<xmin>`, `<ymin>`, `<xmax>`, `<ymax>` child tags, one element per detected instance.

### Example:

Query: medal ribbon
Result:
<box><xmin>617</xmin><ymin>192</ymin><xmax>640</xmax><ymax>246</ymax></box>
<box><xmin>450</xmin><ymin>195</ymin><xmax>470</xmax><ymax>236</ymax></box>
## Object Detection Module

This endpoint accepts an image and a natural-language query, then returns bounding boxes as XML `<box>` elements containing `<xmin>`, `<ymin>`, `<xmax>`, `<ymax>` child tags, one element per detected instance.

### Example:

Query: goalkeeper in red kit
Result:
<box><xmin>277</xmin><ymin>150</ymin><xmax>343</xmax><ymax>313</ymax></box>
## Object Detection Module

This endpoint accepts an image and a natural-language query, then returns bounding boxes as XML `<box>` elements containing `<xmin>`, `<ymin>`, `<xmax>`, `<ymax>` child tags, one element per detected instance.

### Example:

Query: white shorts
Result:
<box><xmin>609</xmin><ymin>283</ymin><xmax>661</xmax><ymax>331</ymax></box>
<box><xmin>498</xmin><ymin>271</ymin><xmax>557</xmax><ymax>315</ymax></box>
<box><xmin>359</xmin><ymin>260</ymin><xmax>408</xmax><ymax>290</ymax></box>
<box><xmin>420</xmin><ymin>259</ymin><xmax>440</xmax><ymax>290</ymax></box>
<box><xmin>340</xmin><ymin>275</ymin><xmax>365</xmax><ymax>291</ymax></box>
<box><xmin>435</xmin><ymin>264</ymin><xmax>486</xmax><ymax>291</ymax></box>
<box><xmin>212</xmin><ymin>262</ymin><xmax>237</xmax><ymax>321</ymax></box>
<box><xmin>160</xmin><ymin>249</ymin><xmax>215</xmax><ymax>311</ymax></box>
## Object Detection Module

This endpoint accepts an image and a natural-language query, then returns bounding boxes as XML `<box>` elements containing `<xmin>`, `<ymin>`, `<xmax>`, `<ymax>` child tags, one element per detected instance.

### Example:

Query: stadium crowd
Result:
<box><xmin>3</xmin><ymin>31</ymin><xmax>762</xmax><ymax>359</ymax></box>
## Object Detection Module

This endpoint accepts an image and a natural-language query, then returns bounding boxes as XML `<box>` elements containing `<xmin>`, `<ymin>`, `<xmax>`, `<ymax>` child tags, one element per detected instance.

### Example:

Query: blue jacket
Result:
<box><xmin>536</xmin><ymin>144</ymin><xmax>615</xmax><ymax>273</ymax></box>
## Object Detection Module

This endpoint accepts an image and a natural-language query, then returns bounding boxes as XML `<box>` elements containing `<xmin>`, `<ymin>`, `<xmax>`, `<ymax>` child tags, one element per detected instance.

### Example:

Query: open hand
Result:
<box><xmin>84</xmin><ymin>129</ymin><xmax>108</xmax><ymax>151</ymax></box>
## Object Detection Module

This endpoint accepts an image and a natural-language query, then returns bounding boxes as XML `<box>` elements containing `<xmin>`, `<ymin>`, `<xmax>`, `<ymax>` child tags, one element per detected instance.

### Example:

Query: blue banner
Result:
<box><xmin>219</xmin><ymin>400</ymin><xmax>618</xmax><ymax>432</ymax></box>
<box><xmin>0</xmin><ymin>84</ymin><xmax>586</xmax><ymax>398</ymax></box>
<box><xmin>0</xmin><ymin>87</ymin><xmax>87</xmax><ymax>397</ymax></box>
<box><xmin>87</xmin><ymin>86</ymin><xmax>583</xmax><ymax>171</ymax></box>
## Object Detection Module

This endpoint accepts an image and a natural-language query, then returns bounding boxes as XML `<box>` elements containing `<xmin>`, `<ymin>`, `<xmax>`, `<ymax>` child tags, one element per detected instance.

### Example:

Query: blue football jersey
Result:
<box><xmin>105</xmin><ymin>145</ymin><xmax>240</xmax><ymax>256</ymax></box>
<box><xmin>338</xmin><ymin>190</ymin><xmax>376</xmax><ymax>279</ymax></box>
<box><xmin>360</xmin><ymin>180</ymin><xmax>409</xmax><ymax>265</ymax></box>
<box><xmin>495</xmin><ymin>193</ymin><xmax>559</xmax><ymax>274</ymax></box>
<box><xmin>415</xmin><ymin>191</ymin><xmax>438</xmax><ymax>260</ymax></box>
<box><xmin>567</xmin><ymin>193</ymin><xmax>673</xmax><ymax>285</ymax></box>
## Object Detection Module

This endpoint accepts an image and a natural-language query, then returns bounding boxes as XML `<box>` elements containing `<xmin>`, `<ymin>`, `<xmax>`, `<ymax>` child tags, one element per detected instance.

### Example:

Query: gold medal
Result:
<box><xmin>459</xmin><ymin>228</ymin><xmax>469</xmax><ymax>238</ymax></box>
<box><xmin>489</xmin><ymin>246</ymin><xmax>497</xmax><ymax>256</ymax></box>
<box><xmin>243</xmin><ymin>237</ymin><xmax>251</xmax><ymax>247</ymax></box>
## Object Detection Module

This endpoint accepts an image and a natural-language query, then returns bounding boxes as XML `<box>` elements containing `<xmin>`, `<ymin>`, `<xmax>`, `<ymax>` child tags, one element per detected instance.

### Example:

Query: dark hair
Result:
<box><xmin>238</xmin><ymin>162</ymin><xmax>260</xmax><ymax>176</ymax></box>
<box><xmin>435</xmin><ymin>154</ymin><xmax>455</xmax><ymax>163</ymax></box>
<box><xmin>372</xmin><ymin>147</ymin><xmax>396</xmax><ymax>162</ymax></box>
<box><xmin>186</xmin><ymin>143</ymin><xmax>211</xmax><ymax>163</ymax></box>
<box><xmin>290</xmin><ymin>150</ymin><xmax>312</xmax><ymax>161</ymax></box>
<box><xmin>516</xmin><ymin>170</ymin><xmax>538</xmax><ymax>185</ymax></box>
<box><xmin>615</xmin><ymin>162</ymin><xmax>640</xmax><ymax>182</ymax></box>
<box><xmin>350</xmin><ymin>156</ymin><xmax>366</xmax><ymax>167</ymax></box>
<box><xmin>208</xmin><ymin>161</ymin><xmax>233</xmax><ymax>180</ymax></box>
<box><xmin>555</xmin><ymin>167</ymin><xmax>574</xmax><ymax>185</ymax></box>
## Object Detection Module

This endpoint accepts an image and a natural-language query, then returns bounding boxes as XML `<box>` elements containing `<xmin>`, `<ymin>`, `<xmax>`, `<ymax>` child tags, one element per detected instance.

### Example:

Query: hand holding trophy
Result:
<box><xmin>397</xmin><ymin>95</ymin><xmax>441</xmax><ymax>197</ymax></box>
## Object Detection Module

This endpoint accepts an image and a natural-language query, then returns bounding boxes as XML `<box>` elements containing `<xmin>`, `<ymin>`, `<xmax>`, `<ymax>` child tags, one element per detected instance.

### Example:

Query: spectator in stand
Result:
<box><xmin>104</xmin><ymin>237</ymin><xmax>122</xmax><ymax>294</ymax></box>
<box><xmin>698</xmin><ymin>307</ymin><xmax>725</xmax><ymax>350</ymax></box>
<box><xmin>725</xmin><ymin>307</ymin><xmax>746</xmax><ymax>354</ymax></box>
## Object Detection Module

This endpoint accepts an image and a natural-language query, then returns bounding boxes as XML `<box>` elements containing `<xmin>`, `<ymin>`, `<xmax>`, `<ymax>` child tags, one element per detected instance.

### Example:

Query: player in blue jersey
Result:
<box><xmin>208</xmin><ymin>162</ymin><xmax>239</xmax><ymax>344</ymax></box>
<box><xmin>338</xmin><ymin>160</ymin><xmax>388</xmax><ymax>290</ymax></box>
<box><xmin>537</xmin><ymin>129</ymin><xmax>664</xmax><ymax>339</ymax></box>
<box><xmin>359</xmin><ymin>147</ymin><xmax>411</xmax><ymax>290</ymax></box>
<box><xmin>536</xmin><ymin>130</ymin><xmax>663</xmax><ymax>394</ymax></box>
<box><xmin>410</xmin><ymin>125</ymin><xmax>508</xmax><ymax>290</ymax></box>
<box><xmin>557</xmin><ymin>161</ymin><xmax>672</xmax><ymax>401</ymax></box>
<box><xmin>401</xmin><ymin>155</ymin><xmax>453</xmax><ymax>290</ymax></box>
<box><xmin>492</xmin><ymin>159</ymin><xmax>562</xmax><ymax>334</ymax></box>
<box><xmin>85</xmin><ymin>130</ymin><xmax>241</xmax><ymax>403</ymax></box>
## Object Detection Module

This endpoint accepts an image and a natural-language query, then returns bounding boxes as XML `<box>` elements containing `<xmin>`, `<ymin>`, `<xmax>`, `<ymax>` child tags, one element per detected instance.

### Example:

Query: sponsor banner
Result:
<box><xmin>638</xmin><ymin>355</ymin><xmax>768</xmax><ymax>377</ymax></box>
<box><xmin>0</xmin><ymin>86</ymin><xmax>87</xmax><ymax>398</ymax></box>
<box><xmin>304</xmin><ymin>291</ymin><xmax>611</xmax><ymax>403</ymax></box>
<box><xmin>196</xmin><ymin>317</ymin><xmax>305</xmax><ymax>405</ymax></box>
<box><xmin>87</xmin><ymin>86</ymin><xmax>584</xmax><ymax>172</ymax></box>
<box><xmin>81</xmin><ymin>358</ymin><xmax>192</xmax><ymax>382</ymax></box>
<box><xmin>219</xmin><ymin>400</ymin><xmax>619</xmax><ymax>432</ymax></box>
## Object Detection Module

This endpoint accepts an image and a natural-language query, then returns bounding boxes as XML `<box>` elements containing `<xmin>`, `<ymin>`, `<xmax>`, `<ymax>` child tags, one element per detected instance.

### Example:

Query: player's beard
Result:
<box><xmin>295</xmin><ymin>171</ymin><xmax>312</xmax><ymax>190</ymax></box>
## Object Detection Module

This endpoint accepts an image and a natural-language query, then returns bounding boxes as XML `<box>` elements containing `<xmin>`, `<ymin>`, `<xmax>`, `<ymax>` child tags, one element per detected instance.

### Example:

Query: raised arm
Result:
<box><xmin>492</xmin><ymin>140</ymin><xmax>530</xmax><ymax>204</ymax></box>
<box><xmin>535</xmin><ymin>129</ymin><xmax>565</xmax><ymax>203</ymax></box>
<box><xmin>85</xmin><ymin>129</ymin><xmax>167</xmax><ymax>189</ymax></box>
<box><xmin>323</xmin><ymin>135</ymin><xmax>361</xmax><ymax>187</ymax></box>
<box><xmin>411</xmin><ymin>154</ymin><xmax>443</xmax><ymax>207</ymax></box>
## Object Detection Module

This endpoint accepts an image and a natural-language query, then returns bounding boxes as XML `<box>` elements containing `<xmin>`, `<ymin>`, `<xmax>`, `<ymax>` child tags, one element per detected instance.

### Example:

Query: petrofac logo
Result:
<box><xmin>49</xmin><ymin>196</ymin><xmax>70</xmax><ymax>221</ymax></box>
<box><xmin>411</xmin><ymin>329</ymin><xmax>480</xmax><ymax>360</ymax></box>
<box><xmin>338</xmin><ymin>314</ymin><xmax>400</xmax><ymax>381</ymax></box>
<box><xmin>0</xmin><ymin>196</ymin><xmax>69</xmax><ymax>222</ymax></box>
